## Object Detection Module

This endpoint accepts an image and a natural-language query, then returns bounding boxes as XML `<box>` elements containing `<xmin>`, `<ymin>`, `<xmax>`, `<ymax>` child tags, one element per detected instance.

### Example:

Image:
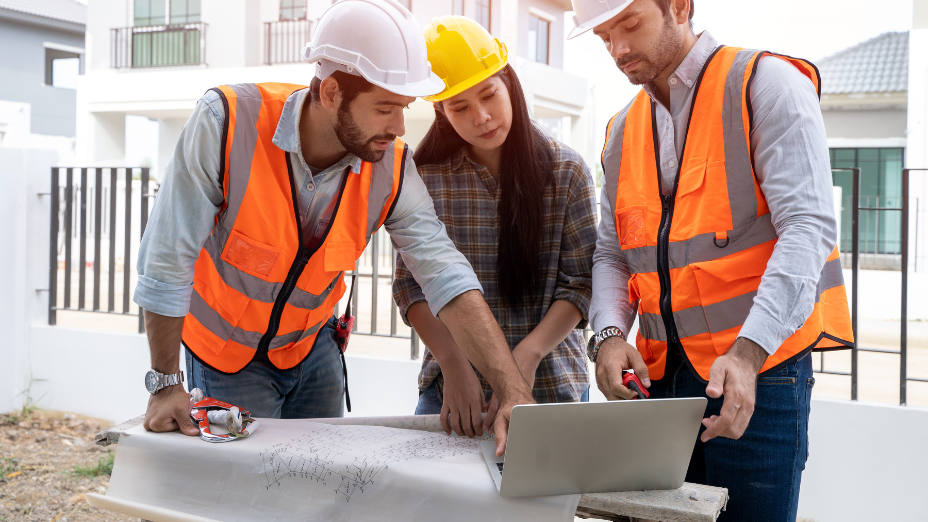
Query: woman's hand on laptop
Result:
<box><xmin>596</xmin><ymin>337</ymin><xmax>651</xmax><ymax>400</ymax></box>
<box><xmin>440</xmin><ymin>361</ymin><xmax>487</xmax><ymax>438</ymax></box>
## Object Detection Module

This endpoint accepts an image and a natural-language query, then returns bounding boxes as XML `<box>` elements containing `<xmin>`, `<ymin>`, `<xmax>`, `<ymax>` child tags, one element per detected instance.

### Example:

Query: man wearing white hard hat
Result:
<box><xmin>133</xmin><ymin>0</ymin><xmax>534</xmax><ymax>456</ymax></box>
<box><xmin>577</xmin><ymin>0</ymin><xmax>853</xmax><ymax>520</ymax></box>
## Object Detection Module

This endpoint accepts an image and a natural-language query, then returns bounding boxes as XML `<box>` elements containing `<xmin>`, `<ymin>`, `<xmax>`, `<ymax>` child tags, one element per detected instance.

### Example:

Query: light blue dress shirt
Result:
<box><xmin>590</xmin><ymin>33</ymin><xmax>839</xmax><ymax>356</ymax></box>
<box><xmin>134</xmin><ymin>88</ymin><xmax>481</xmax><ymax>318</ymax></box>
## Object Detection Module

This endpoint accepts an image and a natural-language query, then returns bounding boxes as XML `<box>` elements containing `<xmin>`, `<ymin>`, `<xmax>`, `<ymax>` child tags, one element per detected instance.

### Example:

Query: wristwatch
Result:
<box><xmin>144</xmin><ymin>369</ymin><xmax>184</xmax><ymax>395</ymax></box>
<box><xmin>587</xmin><ymin>327</ymin><xmax>627</xmax><ymax>363</ymax></box>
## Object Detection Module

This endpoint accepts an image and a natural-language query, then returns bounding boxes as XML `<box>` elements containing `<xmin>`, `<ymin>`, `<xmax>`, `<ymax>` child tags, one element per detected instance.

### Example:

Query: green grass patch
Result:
<box><xmin>71</xmin><ymin>452</ymin><xmax>114</xmax><ymax>478</ymax></box>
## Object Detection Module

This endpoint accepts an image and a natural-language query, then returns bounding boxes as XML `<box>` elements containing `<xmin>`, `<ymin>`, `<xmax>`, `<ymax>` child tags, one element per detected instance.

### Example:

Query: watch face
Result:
<box><xmin>145</xmin><ymin>370</ymin><xmax>159</xmax><ymax>393</ymax></box>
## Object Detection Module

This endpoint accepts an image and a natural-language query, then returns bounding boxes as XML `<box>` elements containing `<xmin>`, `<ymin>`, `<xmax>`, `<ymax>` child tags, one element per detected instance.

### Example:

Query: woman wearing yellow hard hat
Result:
<box><xmin>392</xmin><ymin>16</ymin><xmax>598</xmax><ymax>437</ymax></box>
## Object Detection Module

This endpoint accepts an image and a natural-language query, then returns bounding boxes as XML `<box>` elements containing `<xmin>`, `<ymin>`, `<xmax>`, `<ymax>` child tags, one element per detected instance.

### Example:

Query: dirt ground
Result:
<box><xmin>0</xmin><ymin>411</ymin><xmax>132</xmax><ymax>522</ymax></box>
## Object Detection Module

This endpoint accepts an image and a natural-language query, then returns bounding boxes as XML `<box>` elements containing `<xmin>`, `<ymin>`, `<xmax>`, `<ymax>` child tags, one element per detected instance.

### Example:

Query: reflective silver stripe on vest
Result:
<box><xmin>601</xmin><ymin>104</ymin><xmax>632</xmax><ymax>217</ymax></box>
<box><xmin>624</xmin><ymin>212</ymin><xmax>778</xmax><ymax>274</ymax></box>
<box><xmin>638</xmin><ymin>257</ymin><xmax>846</xmax><ymax>341</ymax></box>
<box><xmin>216</xmin><ymin>83</ymin><xmax>262</xmax><ymax>246</ymax></box>
<box><xmin>722</xmin><ymin>50</ymin><xmax>761</xmax><ymax>228</ymax></box>
<box><xmin>365</xmin><ymin>141</ymin><xmax>405</xmax><ymax>244</ymax></box>
<box><xmin>190</xmin><ymin>289</ymin><xmax>326</xmax><ymax>349</ymax></box>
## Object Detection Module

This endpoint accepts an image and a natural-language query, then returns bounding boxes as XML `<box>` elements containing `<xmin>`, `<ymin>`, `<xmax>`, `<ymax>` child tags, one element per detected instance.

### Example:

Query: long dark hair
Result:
<box><xmin>413</xmin><ymin>64</ymin><xmax>555</xmax><ymax>308</ymax></box>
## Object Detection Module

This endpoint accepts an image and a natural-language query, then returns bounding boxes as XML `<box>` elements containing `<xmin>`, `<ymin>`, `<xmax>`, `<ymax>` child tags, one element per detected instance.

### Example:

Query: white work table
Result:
<box><xmin>94</xmin><ymin>415</ymin><xmax>728</xmax><ymax>522</ymax></box>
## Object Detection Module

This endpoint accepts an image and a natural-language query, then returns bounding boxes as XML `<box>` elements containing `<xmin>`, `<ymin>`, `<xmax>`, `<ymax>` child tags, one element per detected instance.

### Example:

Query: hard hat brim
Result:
<box><xmin>421</xmin><ymin>57</ymin><xmax>508</xmax><ymax>103</ymax></box>
<box><xmin>567</xmin><ymin>1</ymin><xmax>634</xmax><ymax>40</ymax></box>
<box><xmin>370</xmin><ymin>73</ymin><xmax>446</xmax><ymax>98</ymax></box>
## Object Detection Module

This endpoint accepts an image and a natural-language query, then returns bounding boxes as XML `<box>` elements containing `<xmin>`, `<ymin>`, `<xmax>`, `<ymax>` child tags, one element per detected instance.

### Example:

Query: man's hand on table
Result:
<box><xmin>143</xmin><ymin>384</ymin><xmax>199</xmax><ymax>436</ymax></box>
<box><xmin>701</xmin><ymin>337</ymin><xmax>768</xmax><ymax>442</ymax></box>
<box><xmin>491</xmin><ymin>388</ymin><xmax>535</xmax><ymax>457</ymax></box>
<box><xmin>595</xmin><ymin>336</ymin><xmax>650</xmax><ymax>400</ymax></box>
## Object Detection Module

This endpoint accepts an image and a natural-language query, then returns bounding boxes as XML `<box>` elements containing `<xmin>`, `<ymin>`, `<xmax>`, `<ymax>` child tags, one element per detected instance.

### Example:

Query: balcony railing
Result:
<box><xmin>111</xmin><ymin>23</ymin><xmax>208</xmax><ymax>69</ymax></box>
<box><xmin>264</xmin><ymin>19</ymin><xmax>314</xmax><ymax>65</ymax></box>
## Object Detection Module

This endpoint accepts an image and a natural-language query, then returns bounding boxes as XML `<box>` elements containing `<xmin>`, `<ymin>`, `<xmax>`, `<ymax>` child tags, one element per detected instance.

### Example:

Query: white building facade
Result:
<box><xmin>76</xmin><ymin>0</ymin><xmax>588</xmax><ymax>177</ymax></box>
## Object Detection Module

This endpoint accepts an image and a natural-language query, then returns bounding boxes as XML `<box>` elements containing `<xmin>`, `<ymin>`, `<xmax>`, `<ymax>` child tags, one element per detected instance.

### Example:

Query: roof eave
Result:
<box><xmin>820</xmin><ymin>91</ymin><xmax>908</xmax><ymax>111</ymax></box>
<box><xmin>0</xmin><ymin>6</ymin><xmax>85</xmax><ymax>33</ymax></box>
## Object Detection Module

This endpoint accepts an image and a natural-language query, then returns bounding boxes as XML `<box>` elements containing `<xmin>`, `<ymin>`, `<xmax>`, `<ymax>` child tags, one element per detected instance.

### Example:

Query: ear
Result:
<box><xmin>433</xmin><ymin>102</ymin><xmax>445</xmax><ymax>117</ymax></box>
<box><xmin>671</xmin><ymin>0</ymin><xmax>692</xmax><ymax>25</ymax></box>
<box><xmin>318</xmin><ymin>76</ymin><xmax>342</xmax><ymax>110</ymax></box>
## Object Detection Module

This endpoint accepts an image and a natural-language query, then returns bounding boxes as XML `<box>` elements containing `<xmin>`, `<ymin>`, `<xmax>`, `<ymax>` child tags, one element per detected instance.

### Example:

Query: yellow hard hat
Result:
<box><xmin>421</xmin><ymin>16</ymin><xmax>509</xmax><ymax>103</ymax></box>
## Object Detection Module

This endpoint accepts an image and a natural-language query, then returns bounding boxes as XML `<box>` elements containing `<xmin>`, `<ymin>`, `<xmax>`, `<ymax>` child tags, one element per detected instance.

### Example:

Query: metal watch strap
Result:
<box><xmin>588</xmin><ymin>327</ymin><xmax>626</xmax><ymax>363</ymax></box>
<box><xmin>161</xmin><ymin>371</ymin><xmax>184</xmax><ymax>389</ymax></box>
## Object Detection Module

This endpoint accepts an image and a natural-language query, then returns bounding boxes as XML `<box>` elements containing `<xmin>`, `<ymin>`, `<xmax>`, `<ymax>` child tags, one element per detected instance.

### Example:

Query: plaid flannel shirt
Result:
<box><xmin>392</xmin><ymin>140</ymin><xmax>597</xmax><ymax>403</ymax></box>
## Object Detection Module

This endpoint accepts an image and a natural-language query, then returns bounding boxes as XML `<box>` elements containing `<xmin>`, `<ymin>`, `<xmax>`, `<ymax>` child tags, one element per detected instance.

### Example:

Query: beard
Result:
<box><xmin>334</xmin><ymin>105</ymin><xmax>396</xmax><ymax>163</ymax></box>
<box><xmin>615</xmin><ymin>14</ymin><xmax>682</xmax><ymax>85</ymax></box>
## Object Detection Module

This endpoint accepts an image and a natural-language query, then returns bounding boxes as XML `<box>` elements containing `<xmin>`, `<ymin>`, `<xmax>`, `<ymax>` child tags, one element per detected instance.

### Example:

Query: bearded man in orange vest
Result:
<box><xmin>133</xmin><ymin>0</ymin><xmax>533</xmax><ymax>456</ymax></box>
<box><xmin>573</xmin><ymin>0</ymin><xmax>853</xmax><ymax>520</ymax></box>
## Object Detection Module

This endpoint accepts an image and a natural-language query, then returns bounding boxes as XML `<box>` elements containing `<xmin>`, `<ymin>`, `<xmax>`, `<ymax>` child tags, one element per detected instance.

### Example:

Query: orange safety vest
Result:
<box><xmin>601</xmin><ymin>46</ymin><xmax>854</xmax><ymax>381</ymax></box>
<box><xmin>182</xmin><ymin>83</ymin><xmax>405</xmax><ymax>373</ymax></box>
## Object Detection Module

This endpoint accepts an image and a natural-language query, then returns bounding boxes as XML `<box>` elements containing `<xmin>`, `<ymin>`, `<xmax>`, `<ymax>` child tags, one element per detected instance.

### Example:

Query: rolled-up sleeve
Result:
<box><xmin>738</xmin><ymin>56</ymin><xmax>839</xmax><ymax>355</ymax></box>
<box><xmin>552</xmin><ymin>159</ymin><xmax>597</xmax><ymax>328</ymax></box>
<box><xmin>386</xmin><ymin>158</ymin><xmax>482</xmax><ymax>319</ymax></box>
<box><xmin>133</xmin><ymin>92</ymin><xmax>225</xmax><ymax>317</ymax></box>
<box><xmin>590</xmin><ymin>184</ymin><xmax>639</xmax><ymax>336</ymax></box>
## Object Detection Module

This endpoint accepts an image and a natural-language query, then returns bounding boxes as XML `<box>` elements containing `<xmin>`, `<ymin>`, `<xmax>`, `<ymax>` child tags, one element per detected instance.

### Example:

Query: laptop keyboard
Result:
<box><xmin>496</xmin><ymin>462</ymin><xmax>504</xmax><ymax>474</ymax></box>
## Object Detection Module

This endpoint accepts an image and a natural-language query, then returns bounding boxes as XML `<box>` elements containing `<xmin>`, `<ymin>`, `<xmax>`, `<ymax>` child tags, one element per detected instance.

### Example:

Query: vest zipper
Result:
<box><xmin>656</xmin><ymin>194</ymin><xmax>680</xmax><ymax>346</ymax></box>
<box><xmin>256</xmin><ymin>158</ymin><xmax>350</xmax><ymax>357</ymax></box>
<box><xmin>648</xmin><ymin>46</ymin><xmax>722</xmax><ymax>382</ymax></box>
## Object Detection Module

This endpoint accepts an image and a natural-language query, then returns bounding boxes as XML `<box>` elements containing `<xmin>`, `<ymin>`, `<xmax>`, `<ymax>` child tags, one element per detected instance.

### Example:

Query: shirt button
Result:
<box><xmin>307</xmin><ymin>183</ymin><xmax>315</xmax><ymax>190</ymax></box>
<box><xmin>686</xmin><ymin>79</ymin><xmax>693</xmax><ymax>86</ymax></box>
<box><xmin>669</xmin><ymin>160</ymin><xmax>676</xmax><ymax>168</ymax></box>
<box><xmin>669</xmin><ymin>77</ymin><xmax>678</xmax><ymax>85</ymax></box>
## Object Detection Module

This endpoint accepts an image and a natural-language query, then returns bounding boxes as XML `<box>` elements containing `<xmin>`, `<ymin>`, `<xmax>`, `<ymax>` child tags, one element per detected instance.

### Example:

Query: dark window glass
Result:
<box><xmin>830</xmin><ymin>147</ymin><xmax>905</xmax><ymax>255</ymax></box>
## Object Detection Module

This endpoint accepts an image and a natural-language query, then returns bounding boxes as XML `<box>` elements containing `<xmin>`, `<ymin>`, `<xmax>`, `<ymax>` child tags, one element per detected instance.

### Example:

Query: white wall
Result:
<box><xmin>907</xmin><ymin>24</ymin><xmax>928</xmax><ymax>273</ymax></box>
<box><xmin>0</xmin><ymin>148</ymin><xmax>54</xmax><ymax>414</ymax></box>
<box><xmin>797</xmin><ymin>398</ymin><xmax>928</xmax><ymax>521</ymax></box>
<box><xmin>26</xmin><ymin>323</ymin><xmax>421</xmax><ymax>425</ymax></box>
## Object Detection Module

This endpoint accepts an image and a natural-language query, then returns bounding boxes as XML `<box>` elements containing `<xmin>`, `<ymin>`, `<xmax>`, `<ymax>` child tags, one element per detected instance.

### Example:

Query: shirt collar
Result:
<box><xmin>271</xmin><ymin>88</ymin><xmax>364</xmax><ymax>175</ymax></box>
<box><xmin>643</xmin><ymin>31</ymin><xmax>719</xmax><ymax>99</ymax></box>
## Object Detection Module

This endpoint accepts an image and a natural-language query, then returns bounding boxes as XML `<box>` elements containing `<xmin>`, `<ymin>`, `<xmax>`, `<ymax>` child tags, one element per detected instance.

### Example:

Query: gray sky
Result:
<box><xmin>563</xmin><ymin>0</ymin><xmax>915</xmax><ymax>163</ymax></box>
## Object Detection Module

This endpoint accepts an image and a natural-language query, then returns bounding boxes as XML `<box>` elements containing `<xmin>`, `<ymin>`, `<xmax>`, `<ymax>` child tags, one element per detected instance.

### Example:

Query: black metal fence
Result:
<box><xmin>264</xmin><ymin>19</ymin><xmax>313</xmax><ymax>65</ymax></box>
<box><xmin>817</xmin><ymin>168</ymin><xmax>927</xmax><ymax>405</ymax></box>
<box><xmin>48</xmin><ymin>168</ymin><xmax>152</xmax><ymax>333</ymax></box>
<box><xmin>44</xmin><ymin>167</ymin><xmax>927</xmax><ymax>391</ymax></box>
<box><xmin>338</xmin><ymin>232</ymin><xmax>421</xmax><ymax>359</ymax></box>
<box><xmin>111</xmin><ymin>23</ymin><xmax>208</xmax><ymax>69</ymax></box>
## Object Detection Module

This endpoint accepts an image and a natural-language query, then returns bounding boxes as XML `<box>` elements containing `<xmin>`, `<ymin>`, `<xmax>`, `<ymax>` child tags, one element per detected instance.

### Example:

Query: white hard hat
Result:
<box><xmin>567</xmin><ymin>0</ymin><xmax>635</xmax><ymax>40</ymax></box>
<box><xmin>302</xmin><ymin>0</ymin><xmax>444</xmax><ymax>98</ymax></box>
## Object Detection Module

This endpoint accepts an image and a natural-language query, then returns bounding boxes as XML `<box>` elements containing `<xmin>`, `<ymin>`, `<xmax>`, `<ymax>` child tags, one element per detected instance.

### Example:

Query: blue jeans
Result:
<box><xmin>185</xmin><ymin>316</ymin><xmax>345</xmax><ymax>419</ymax></box>
<box><xmin>415</xmin><ymin>379</ymin><xmax>590</xmax><ymax>415</ymax></box>
<box><xmin>649</xmin><ymin>347</ymin><xmax>815</xmax><ymax>522</ymax></box>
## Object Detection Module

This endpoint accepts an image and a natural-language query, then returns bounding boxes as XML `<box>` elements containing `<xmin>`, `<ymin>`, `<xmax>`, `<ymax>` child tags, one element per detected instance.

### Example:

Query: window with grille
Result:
<box><xmin>133</xmin><ymin>0</ymin><xmax>200</xmax><ymax>26</ymax></box>
<box><xmin>170</xmin><ymin>0</ymin><xmax>201</xmax><ymax>24</ymax></box>
<box><xmin>133</xmin><ymin>0</ymin><xmax>165</xmax><ymax>26</ymax></box>
<box><xmin>528</xmin><ymin>14</ymin><xmax>549</xmax><ymax>64</ymax></box>
<box><xmin>280</xmin><ymin>0</ymin><xmax>306</xmax><ymax>21</ymax></box>
<box><xmin>476</xmin><ymin>0</ymin><xmax>491</xmax><ymax>31</ymax></box>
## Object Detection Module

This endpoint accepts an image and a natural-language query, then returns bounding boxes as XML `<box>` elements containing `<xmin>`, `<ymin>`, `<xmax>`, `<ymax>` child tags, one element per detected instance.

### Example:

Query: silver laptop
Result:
<box><xmin>481</xmin><ymin>398</ymin><xmax>706</xmax><ymax>497</ymax></box>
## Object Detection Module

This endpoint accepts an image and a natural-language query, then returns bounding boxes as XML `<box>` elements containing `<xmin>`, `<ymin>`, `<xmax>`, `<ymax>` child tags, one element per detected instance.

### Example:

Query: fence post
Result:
<box><xmin>851</xmin><ymin>167</ymin><xmax>860</xmax><ymax>401</ymax></box>
<box><xmin>49</xmin><ymin>168</ymin><xmax>59</xmax><ymax>326</ymax></box>
<box><xmin>139</xmin><ymin>168</ymin><xmax>150</xmax><ymax>334</ymax></box>
<box><xmin>411</xmin><ymin>329</ymin><xmax>419</xmax><ymax>360</ymax></box>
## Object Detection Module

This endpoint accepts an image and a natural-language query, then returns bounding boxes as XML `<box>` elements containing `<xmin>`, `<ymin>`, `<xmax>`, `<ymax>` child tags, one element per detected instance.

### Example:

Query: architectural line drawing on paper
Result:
<box><xmin>259</xmin><ymin>424</ymin><xmax>480</xmax><ymax>502</ymax></box>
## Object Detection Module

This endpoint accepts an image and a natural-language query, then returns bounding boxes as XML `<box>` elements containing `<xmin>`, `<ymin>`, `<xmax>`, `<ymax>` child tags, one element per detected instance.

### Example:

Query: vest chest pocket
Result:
<box><xmin>221</xmin><ymin>230</ymin><xmax>282</xmax><ymax>280</ymax></box>
<box><xmin>616</xmin><ymin>206</ymin><xmax>648</xmax><ymax>250</ymax></box>
<box><xmin>324</xmin><ymin>242</ymin><xmax>360</xmax><ymax>273</ymax></box>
